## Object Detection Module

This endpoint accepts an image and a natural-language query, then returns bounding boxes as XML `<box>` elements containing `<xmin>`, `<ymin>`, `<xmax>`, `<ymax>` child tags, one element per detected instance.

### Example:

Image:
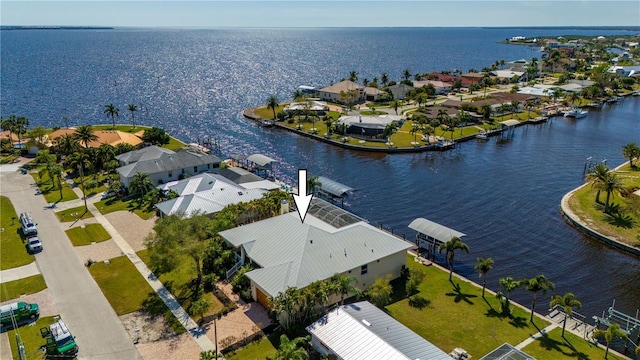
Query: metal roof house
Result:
<box><xmin>219</xmin><ymin>200</ymin><xmax>412</xmax><ymax>308</ymax></box>
<box><xmin>116</xmin><ymin>149</ymin><xmax>222</xmax><ymax>188</ymax></box>
<box><xmin>336</xmin><ymin>114</ymin><xmax>403</xmax><ymax>137</ymax></box>
<box><xmin>155</xmin><ymin>173</ymin><xmax>267</xmax><ymax>218</ymax></box>
<box><xmin>306</xmin><ymin>301</ymin><xmax>451</xmax><ymax>360</ymax></box>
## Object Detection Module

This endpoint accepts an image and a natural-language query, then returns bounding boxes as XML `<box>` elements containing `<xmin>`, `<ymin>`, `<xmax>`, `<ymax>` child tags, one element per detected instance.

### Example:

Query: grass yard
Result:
<box><xmin>88</xmin><ymin>255</ymin><xmax>185</xmax><ymax>334</ymax></box>
<box><xmin>225</xmin><ymin>335</ymin><xmax>278</xmax><ymax>360</ymax></box>
<box><xmin>522</xmin><ymin>327</ymin><xmax>624</xmax><ymax>360</ymax></box>
<box><xmin>8</xmin><ymin>315</ymin><xmax>57</xmax><ymax>360</ymax></box>
<box><xmin>137</xmin><ymin>250</ymin><xmax>225</xmax><ymax>319</ymax></box>
<box><xmin>385</xmin><ymin>256</ymin><xmax>550</xmax><ymax>358</ymax></box>
<box><xmin>567</xmin><ymin>163</ymin><xmax>640</xmax><ymax>248</ymax></box>
<box><xmin>0</xmin><ymin>275</ymin><xmax>47</xmax><ymax>302</ymax></box>
<box><xmin>55</xmin><ymin>206</ymin><xmax>94</xmax><ymax>222</ymax></box>
<box><xmin>0</xmin><ymin>196</ymin><xmax>35</xmax><ymax>270</ymax></box>
<box><xmin>65</xmin><ymin>223</ymin><xmax>112</xmax><ymax>246</ymax></box>
<box><xmin>94</xmin><ymin>198</ymin><xmax>155</xmax><ymax>220</ymax></box>
<box><xmin>30</xmin><ymin>169</ymin><xmax>78</xmax><ymax>203</ymax></box>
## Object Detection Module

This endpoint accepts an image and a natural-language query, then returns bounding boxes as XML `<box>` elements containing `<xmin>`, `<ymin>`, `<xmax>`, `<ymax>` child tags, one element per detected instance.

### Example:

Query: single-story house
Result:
<box><xmin>491</xmin><ymin>92</ymin><xmax>538</xmax><ymax>104</ymax></box>
<box><xmin>155</xmin><ymin>173</ymin><xmax>266</xmax><ymax>218</ymax></box>
<box><xmin>219</xmin><ymin>199</ymin><xmax>412</xmax><ymax>308</ymax></box>
<box><xmin>318</xmin><ymin>80</ymin><xmax>366</xmax><ymax>104</ymax></box>
<box><xmin>461</xmin><ymin>72</ymin><xmax>486</xmax><ymax>86</ymax></box>
<box><xmin>335</xmin><ymin>115</ymin><xmax>403</xmax><ymax>137</ymax></box>
<box><xmin>115</xmin><ymin>145</ymin><xmax>175</xmax><ymax>166</ymax></box>
<box><xmin>364</xmin><ymin>86</ymin><xmax>386</xmax><ymax>101</ymax></box>
<box><xmin>48</xmin><ymin>128</ymin><xmax>143</xmax><ymax>149</ymax></box>
<box><xmin>0</xmin><ymin>130</ymin><xmax>19</xmax><ymax>143</ymax></box>
<box><xmin>428</xmin><ymin>72</ymin><xmax>474</xmax><ymax>88</ymax></box>
<box><xmin>387</xmin><ymin>83</ymin><xmax>413</xmax><ymax>100</ymax></box>
<box><xmin>506</xmin><ymin>59</ymin><xmax>530</xmax><ymax>73</ymax></box>
<box><xmin>116</xmin><ymin>149</ymin><xmax>222</xmax><ymax>187</ymax></box>
<box><xmin>219</xmin><ymin>166</ymin><xmax>280</xmax><ymax>191</ymax></box>
<box><xmin>283</xmin><ymin>101</ymin><xmax>329</xmax><ymax>114</ymax></box>
<box><xmin>413</xmin><ymin>80</ymin><xmax>453</xmax><ymax>94</ymax></box>
<box><xmin>306</xmin><ymin>301</ymin><xmax>452</xmax><ymax>360</ymax></box>
<box><xmin>490</xmin><ymin>70</ymin><xmax>525</xmax><ymax>83</ymax></box>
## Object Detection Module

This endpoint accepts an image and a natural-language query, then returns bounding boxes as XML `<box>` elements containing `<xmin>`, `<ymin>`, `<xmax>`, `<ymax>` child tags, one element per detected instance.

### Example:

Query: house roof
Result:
<box><xmin>491</xmin><ymin>92</ymin><xmax>537</xmax><ymax>103</ymax></box>
<box><xmin>336</xmin><ymin>115</ymin><xmax>403</xmax><ymax>130</ymax></box>
<box><xmin>219</xmin><ymin>208</ymin><xmax>411</xmax><ymax>297</ymax></box>
<box><xmin>500</xmin><ymin>119</ymin><xmax>521</xmax><ymax>127</ymax></box>
<box><xmin>49</xmin><ymin>128</ymin><xmax>143</xmax><ymax>148</ymax></box>
<box><xmin>116</xmin><ymin>150</ymin><xmax>221</xmax><ymax>178</ymax></box>
<box><xmin>0</xmin><ymin>130</ymin><xmax>19</xmax><ymax>142</ymax></box>
<box><xmin>413</xmin><ymin>80</ymin><xmax>452</xmax><ymax>89</ymax></box>
<box><xmin>490</xmin><ymin>70</ymin><xmax>525</xmax><ymax>79</ymax></box>
<box><xmin>306</xmin><ymin>301</ymin><xmax>451</xmax><ymax>360</ymax></box>
<box><xmin>155</xmin><ymin>174</ymin><xmax>266</xmax><ymax>217</ymax></box>
<box><xmin>219</xmin><ymin>166</ymin><xmax>265</xmax><ymax>184</ymax></box>
<box><xmin>116</xmin><ymin>145</ymin><xmax>175</xmax><ymax>164</ymax></box>
<box><xmin>408</xmin><ymin>217</ymin><xmax>466</xmax><ymax>243</ymax></box>
<box><xmin>283</xmin><ymin>101</ymin><xmax>328</xmax><ymax>112</ymax></box>
<box><xmin>364</xmin><ymin>86</ymin><xmax>385</xmax><ymax>95</ymax></box>
<box><xmin>319</xmin><ymin>80</ymin><xmax>363</xmax><ymax>94</ymax></box>
<box><xmin>480</xmin><ymin>343</ymin><xmax>534</xmax><ymax>360</ymax></box>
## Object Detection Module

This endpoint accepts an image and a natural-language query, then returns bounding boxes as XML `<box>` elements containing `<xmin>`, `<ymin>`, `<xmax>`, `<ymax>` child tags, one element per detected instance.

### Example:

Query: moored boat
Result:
<box><xmin>564</xmin><ymin>108</ymin><xmax>588</xmax><ymax>119</ymax></box>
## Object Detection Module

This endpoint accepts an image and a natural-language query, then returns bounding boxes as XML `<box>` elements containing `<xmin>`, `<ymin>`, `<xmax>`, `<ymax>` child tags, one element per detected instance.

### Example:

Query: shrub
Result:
<box><xmin>408</xmin><ymin>295</ymin><xmax>431</xmax><ymax>309</ymax></box>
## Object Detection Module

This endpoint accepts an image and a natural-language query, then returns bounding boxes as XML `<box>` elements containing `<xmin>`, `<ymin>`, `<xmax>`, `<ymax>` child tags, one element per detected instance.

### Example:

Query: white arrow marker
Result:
<box><xmin>293</xmin><ymin>169</ymin><xmax>313</xmax><ymax>223</ymax></box>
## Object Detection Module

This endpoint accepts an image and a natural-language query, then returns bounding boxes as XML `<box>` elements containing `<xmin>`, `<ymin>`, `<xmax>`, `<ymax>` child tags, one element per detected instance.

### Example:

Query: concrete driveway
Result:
<box><xmin>0</xmin><ymin>162</ymin><xmax>141</xmax><ymax>360</ymax></box>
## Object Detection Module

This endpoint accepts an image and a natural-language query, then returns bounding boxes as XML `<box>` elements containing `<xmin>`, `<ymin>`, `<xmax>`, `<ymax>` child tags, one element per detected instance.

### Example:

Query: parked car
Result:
<box><xmin>19</xmin><ymin>212</ymin><xmax>38</xmax><ymax>236</ymax></box>
<box><xmin>101</xmin><ymin>190</ymin><xmax>116</xmax><ymax>200</ymax></box>
<box><xmin>0</xmin><ymin>301</ymin><xmax>40</xmax><ymax>328</ymax></box>
<box><xmin>27</xmin><ymin>235</ymin><xmax>43</xmax><ymax>253</ymax></box>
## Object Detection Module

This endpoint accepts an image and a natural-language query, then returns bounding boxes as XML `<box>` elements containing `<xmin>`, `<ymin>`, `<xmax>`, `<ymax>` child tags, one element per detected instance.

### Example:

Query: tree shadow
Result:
<box><xmin>508</xmin><ymin>314</ymin><xmax>529</xmax><ymax>329</ymax></box>
<box><xmin>536</xmin><ymin>333</ymin><xmax>592</xmax><ymax>359</ymax></box>
<box><xmin>445</xmin><ymin>281</ymin><xmax>477</xmax><ymax>305</ymax></box>
<box><xmin>603</xmin><ymin>211</ymin><xmax>635</xmax><ymax>229</ymax></box>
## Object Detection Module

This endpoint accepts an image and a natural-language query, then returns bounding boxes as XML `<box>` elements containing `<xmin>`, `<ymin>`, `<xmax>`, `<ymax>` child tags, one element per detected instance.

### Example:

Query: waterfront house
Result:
<box><xmin>115</xmin><ymin>145</ymin><xmax>175</xmax><ymax>166</ymax></box>
<box><xmin>413</xmin><ymin>80</ymin><xmax>453</xmax><ymax>94</ymax></box>
<box><xmin>490</xmin><ymin>70</ymin><xmax>525</xmax><ymax>83</ymax></box>
<box><xmin>335</xmin><ymin>114</ymin><xmax>403</xmax><ymax>137</ymax></box>
<box><xmin>116</xmin><ymin>149</ymin><xmax>221</xmax><ymax>187</ymax></box>
<box><xmin>155</xmin><ymin>173</ymin><xmax>266</xmax><ymax>218</ymax></box>
<box><xmin>306</xmin><ymin>301</ymin><xmax>451</xmax><ymax>360</ymax></box>
<box><xmin>283</xmin><ymin>100</ymin><xmax>329</xmax><ymax>115</ymax></box>
<box><xmin>364</xmin><ymin>86</ymin><xmax>386</xmax><ymax>102</ymax></box>
<box><xmin>49</xmin><ymin>128</ymin><xmax>143</xmax><ymax>149</ymax></box>
<box><xmin>317</xmin><ymin>80</ymin><xmax>366</xmax><ymax>104</ymax></box>
<box><xmin>219</xmin><ymin>199</ymin><xmax>411</xmax><ymax>308</ymax></box>
<box><xmin>387</xmin><ymin>83</ymin><xmax>413</xmax><ymax>100</ymax></box>
<box><xmin>460</xmin><ymin>72</ymin><xmax>485</xmax><ymax>86</ymax></box>
<box><xmin>219</xmin><ymin>166</ymin><xmax>280</xmax><ymax>191</ymax></box>
<box><xmin>428</xmin><ymin>72</ymin><xmax>473</xmax><ymax>88</ymax></box>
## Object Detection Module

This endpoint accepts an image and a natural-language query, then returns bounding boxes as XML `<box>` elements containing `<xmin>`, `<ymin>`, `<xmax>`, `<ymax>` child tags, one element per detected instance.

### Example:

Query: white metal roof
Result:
<box><xmin>316</xmin><ymin>176</ymin><xmax>354</xmax><ymax>197</ymax></box>
<box><xmin>500</xmin><ymin>119</ymin><xmax>521</xmax><ymax>127</ymax></box>
<box><xmin>246</xmin><ymin>154</ymin><xmax>277</xmax><ymax>168</ymax></box>
<box><xmin>408</xmin><ymin>217</ymin><xmax>466</xmax><ymax>242</ymax></box>
<box><xmin>337</xmin><ymin>115</ymin><xmax>403</xmax><ymax>130</ymax></box>
<box><xmin>306</xmin><ymin>301</ymin><xmax>451</xmax><ymax>360</ymax></box>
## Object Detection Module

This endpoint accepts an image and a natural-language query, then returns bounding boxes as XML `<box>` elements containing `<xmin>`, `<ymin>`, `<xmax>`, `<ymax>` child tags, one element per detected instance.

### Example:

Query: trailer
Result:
<box><xmin>40</xmin><ymin>318</ymin><xmax>78</xmax><ymax>359</ymax></box>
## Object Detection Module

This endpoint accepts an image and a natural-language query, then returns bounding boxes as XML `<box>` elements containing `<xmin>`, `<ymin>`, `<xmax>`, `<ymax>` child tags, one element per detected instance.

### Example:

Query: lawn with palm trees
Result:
<box><xmin>522</xmin><ymin>327</ymin><xmax>625</xmax><ymax>360</ymax></box>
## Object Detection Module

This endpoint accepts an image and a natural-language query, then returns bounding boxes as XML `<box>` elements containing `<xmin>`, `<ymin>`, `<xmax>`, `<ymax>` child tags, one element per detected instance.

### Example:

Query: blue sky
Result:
<box><xmin>2</xmin><ymin>1</ymin><xmax>639</xmax><ymax>27</ymax></box>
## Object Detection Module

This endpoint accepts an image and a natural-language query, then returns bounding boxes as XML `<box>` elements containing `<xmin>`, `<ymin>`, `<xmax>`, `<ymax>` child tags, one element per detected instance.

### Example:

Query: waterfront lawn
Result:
<box><xmin>88</xmin><ymin>255</ymin><xmax>186</xmax><ymax>334</ymax></box>
<box><xmin>385</xmin><ymin>256</ymin><xmax>550</xmax><ymax>358</ymax></box>
<box><xmin>31</xmin><ymin>170</ymin><xmax>78</xmax><ymax>203</ymax></box>
<box><xmin>0</xmin><ymin>275</ymin><xmax>47</xmax><ymax>302</ymax></box>
<box><xmin>225</xmin><ymin>334</ymin><xmax>278</xmax><ymax>360</ymax></box>
<box><xmin>8</xmin><ymin>316</ymin><xmax>57</xmax><ymax>360</ymax></box>
<box><xmin>65</xmin><ymin>223</ymin><xmax>112</xmax><ymax>246</ymax></box>
<box><xmin>522</xmin><ymin>327</ymin><xmax>623</xmax><ymax>360</ymax></box>
<box><xmin>55</xmin><ymin>206</ymin><xmax>94</xmax><ymax>222</ymax></box>
<box><xmin>94</xmin><ymin>198</ymin><xmax>155</xmax><ymax>220</ymax></box>
<box><xmin>137</xmin><ymin>250</ymin><xmax>225</xmax><ymax>320</ymax></box>
<box><xmin>568</xmin><ymin>164</ymin><xmax>640</xmax><ymax>248</ymax></box>
<box><xmin>253</xmin><ymin>104</ymin><xmax>286</xmax><ymax>119</ymax></box>
<box><xmin>0</xmin><ymin>196</ymin><xmax>35</xmax><ymax>270</ymax></box>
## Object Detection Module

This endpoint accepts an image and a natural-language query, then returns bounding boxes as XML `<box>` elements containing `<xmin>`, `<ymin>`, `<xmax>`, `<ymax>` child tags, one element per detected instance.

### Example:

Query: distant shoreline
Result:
<box><xmin>1</xmin><ymin>26</ymin><xmax>114</xmax><ymax>30</ymax></box>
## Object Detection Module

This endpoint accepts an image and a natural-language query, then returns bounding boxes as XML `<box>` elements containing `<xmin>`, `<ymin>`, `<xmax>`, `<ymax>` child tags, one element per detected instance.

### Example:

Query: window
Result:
<box><xmin>168</xmin><ymin>171</ymin><xmax>172</xmax><ymax>177</ymax></box>
<box><xmin>360</xmin><ymin>264</ymin><xmax>368</xmax><ymax>275</ymax></box>
<box><xmin>181</xmin><ymin>169</ymin><xmax>185</xmax><ymax>174</ymax></box>
<box><xmin>193</xmin><ymin>166</ymin><xmax>198</xmax><ymax>172</ymax></box>
<box><xmin>207</xmin><ymin>164</ymin><xmax>210</xmax><ymax>169</ymax></box>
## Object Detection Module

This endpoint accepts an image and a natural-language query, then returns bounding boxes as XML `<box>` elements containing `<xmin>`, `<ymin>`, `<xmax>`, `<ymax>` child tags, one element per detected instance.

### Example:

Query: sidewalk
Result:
<box><xmin>0</xmin><ymin>261</ymin><xmax>40</xmax><ymax>283</ymax></box>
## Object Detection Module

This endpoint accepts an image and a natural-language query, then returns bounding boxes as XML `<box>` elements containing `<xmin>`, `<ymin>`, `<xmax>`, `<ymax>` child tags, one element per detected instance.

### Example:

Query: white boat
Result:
<box><xmin>564</xmin><ymin>108</ymin><xmax>588</xmax><ymax>119</ymax></box>
<box><xmin>259</xmin><ymin>119</ymin><xmax>275</xmax><ymax>127</ymax></box>
<box><xmin>475</xmin><ymin>131</ymin><xmax>488</xmax><ymax>140</ymax></box>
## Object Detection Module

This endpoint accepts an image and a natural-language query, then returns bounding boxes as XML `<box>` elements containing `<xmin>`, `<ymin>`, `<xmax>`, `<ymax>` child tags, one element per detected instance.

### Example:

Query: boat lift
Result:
<box><xmin>592</xmin><ymin>300</ymin><xmax>640</xmax><ymax>351</ymax></box>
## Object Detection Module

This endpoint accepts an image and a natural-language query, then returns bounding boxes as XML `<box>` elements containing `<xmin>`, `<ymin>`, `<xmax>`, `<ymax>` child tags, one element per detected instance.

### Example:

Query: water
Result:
<box><xmin>1</xmin><ymin>27</ymin><xmax>639</xmax><ymax>318</ymax></box>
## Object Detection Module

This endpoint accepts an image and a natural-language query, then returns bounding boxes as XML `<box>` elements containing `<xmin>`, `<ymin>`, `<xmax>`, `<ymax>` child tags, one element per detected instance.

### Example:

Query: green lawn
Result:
<box><xmin>568</xmin><ymin>164</ymin><xmax>640</xmax><ymax>248</ymax></box>
<box><xmin>88</xmin><ymin>255</ymin><xmax>185</xmax><ymax>334</ymax></box>
<box><xmin>0</xmin><ymin>196</ymin><xmax>35</xmax><ymax>270</ymax></box>
<box><xmin>30</xmin><ymin>169</ymin><xmax>79</xmax><ymax>203</ymax></box>
<box><xmin>137</xmin><ymin>250</ymin><xmax>225</xmax><ymax>319</ymax></box>
<box><xmin>386</xmin><ymin>256</ymin><xmax>550</xmax><ymax>358</ymax></box>
<box><xmin>65</xmin><ymin>223</ymin><xmax>112</xmax><ymax>246</ymax></box>
<box><xmin>94</xmin><ymin>198</ymin><xmax>155</xmax><ymax>220</ymax></box>
<box><xmin>0</xmin><ymin>275</ymin><xmax>47</xmax><ymax>302</ymax></box>
<box><xmin>225</xmin><ymin>335</ymin><xmax>278</xmax><ymax>360</ymax></box>
<box><xmin>8</xmin><ymin>316</ymin><xmax>57</xmax><ymax>360</ymax></box>
<box><xmin>55</xmin><ymin>206</ymin><xmax>94</xmax><ymax>222</ymax></box>
<box><xmin>523</xmin><ymin>327</ymin><xmax>624</xmax><ymax>360</ymax></box>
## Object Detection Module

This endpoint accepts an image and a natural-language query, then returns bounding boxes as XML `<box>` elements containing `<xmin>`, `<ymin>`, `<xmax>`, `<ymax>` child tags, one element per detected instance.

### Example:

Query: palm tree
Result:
<box><xmin>438</xmin><ymin>236</ymin><xmax>469</xmax><ymax>281</ymax></box>
<box><xmin>437</xmin><ymin>109</ymin><xmax>448</xmax><ymax>125</ymax></box>
<box><xmin>348</xmin><ymin>70</ymin><xmax>358</xmax><ymax>82</ymax></box>
<box><xmin>381</xmin><ymin>72</ymin><xmax>389</xmax><ymax>87</ymax></box>
<box><xmin>511</xmin><ymin>100</ymin><xmax>521</xmax><ymax>114</ymax></box>
<box><xmin>601</xmin><ymin>172</ymin><xmax>626</xmax><ymax>213</ymax></box>
<box><xmin>270</xmin><ymin>334</ymin><xmax>309</xmax><ymax>360</ymax></box>
<box><xmin>586</xmin><ymin>163</ymin><xmax>610</xmax><ymax>204</ymax></box>
<box><xmin>129</xmin><ymin>172</ymin><xmax>153</xmax><ymax>197</ymax></box>
<box><xmin>550</xmin><ymin>88</ymin><xmax>565</xmax><ymax>105</ymax></box>
<box><xmin>498</xmin><ymin>276</ymin><xmax>522</xmax><ymax>315</ymax></box>
<box><xmin>524</xmin><ymin>274</ymin><xmax>555</xmax><ymax>321</ymax></box>
<box><xmin>127</xmin><ymin>104</ymin><xmax>138</xmax><ymax>129</ymax></box>
<box><xmin>474</xmin><ymin>257</ymin><xmax>494</xmax><ymax>298</ymax></box>
<box><xmin>104</xmin><ymin>104</ymin><xmax>120</xmax><ymax>128</ymax></box>
<box><xmin>68</xmin><ymin>151</ymin><xmax>92</xmax><ymax>210</ymax></box>
<box><xmin>622</xmin><ymin>142</ymin><xmax>639</xmax><ymax>167</ymax></box>
<box><xmin>549</xmin><ymin>292</ymin><xmax>582</xmax><ymax>337</ymax></box>
<box><xmin>96</xmin><ymin>144</ymin><xmax>116</xmax><ymax>173</ymax></box>
<box><xmin>292</xmin><ymin>89</ymin><xmax>303</xmax><ymax>101</ymax></box>
<box><xmin>481</xmin><ymin>103</ymin><xmax>493</xmax><ymax>121</ymax></box>
<box><xmin>74</xmin><ymin>125</ymin><xmax>98</xmax><ymax>149</ymax></box>
<box><xmin>592</xmin><ymin>323</ymin><xmax>627</xmax><ymax>359</ymax></box>
<box><xmin>566</xmin><ymin>92</ymin><xmax>581</xmax><ymax>108</ymax></box>
<box><xmin>402</xmin><ymin>69</ymin><xmax>411</xmax><ymax>82</ymax></box>
<box><xmin>390</xmin><ymin>100</ymin><xmax>400</xmax><ymax>115</ymax></box>
<box><xmin>331</xmin><ymin>274</ymin><xmax>359</xmax><ymax>306</ymax></box>
<box><xmin>307</xmin><ymin>175</ymin><xmax>321</xmax><ymax>196</ymax></box>
<box><xmin>54</xmin><ymin>133</ymin><xmax>80</xmax><ymax>156</ymax></box>
<box><xmin>1</xmin><ymin>115</ymin><xmax>17</xmax><ymax>145</ymax></box>
<box><xmin>267</xmin><ymin>95</ymin><xmax>279</xmax><ymax>120</ymax></box>
<box><xmin>525</xmin><ymin>100</ymin><xmax>535</xmax><ymax>119</ymax></box>
<box><xmin>13</xmin><ymin>116</ymin><xmax>29</xmax><ymax>146</ymax></box>
<box><xmin>415</xmin><ymin>93</ymin><xmax>428</xmax><ymax>108</ymax></box>
<box><xmin>48</xmin><ymin>163</ymin><xmax>64</xmax><ymax>200</ymax></box>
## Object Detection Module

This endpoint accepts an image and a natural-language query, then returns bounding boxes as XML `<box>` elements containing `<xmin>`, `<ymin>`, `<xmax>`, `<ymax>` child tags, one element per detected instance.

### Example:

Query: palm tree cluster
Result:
<box><xmin>104</xmin><ymin>103</ymin><xmax>140</xmax><ymax>129</ymax></box>
<box><xmin>585</xmin><ymin>163</ymin><xmax>627</xmax><ymax>214</ymax></box>
<box><xmin>1</xmin><ymin>115</ymin><xmax>30</xmax><ymax>148</ymax></box>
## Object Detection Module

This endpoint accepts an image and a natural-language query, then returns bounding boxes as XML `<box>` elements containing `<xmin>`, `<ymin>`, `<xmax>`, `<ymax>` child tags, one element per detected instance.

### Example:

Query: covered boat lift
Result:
<box><xmin>408</xmin><ymin>217</ymin><xmax>466</xmax><ymax>260</ymax></box>
<box><xmin>316</xmin><ymin>176</ymin><xmax>355</xmax><ymax>207</ymax></box>
<box><xmin>231</xmin><ymin>153</ymin><xmax>278</xmax><ymax>179</ymax></box>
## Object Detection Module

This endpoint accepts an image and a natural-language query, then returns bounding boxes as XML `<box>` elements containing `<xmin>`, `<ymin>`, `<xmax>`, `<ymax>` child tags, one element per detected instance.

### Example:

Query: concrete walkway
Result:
<box><xmin>0</xmin><ymin>261</ymin><xmax>40</xmax><ymax>283</ymax></box>
<box><xmin>514</xmin><ymin>323</ymin><xmax>559</xmax><ymax>349</ymax></box>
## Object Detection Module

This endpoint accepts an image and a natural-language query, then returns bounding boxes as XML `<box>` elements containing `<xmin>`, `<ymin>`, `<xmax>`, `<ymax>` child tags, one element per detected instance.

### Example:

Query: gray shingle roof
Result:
<box><xmin>115</xmin><ymin>145</ymin><xmax>175</xmax><ymax>165</ymax></box>
<box><xmin>219</xmin><ymin>167</ymin><xmax>264</xmax><ymax>184</ymax></box>
<box><xmin>306</xmin><ymin>301</ymin><xmax>451</xmax><ymax>360</ymax></box>
<box><xmin>219</xmin><ymin>212</ymin><xmax>411</xmax><ymax>297</ymax></box>
<box><xmin>117</xmin><ymin>151</ymin><xmax>222</xmax><ymax>178</ymax></box>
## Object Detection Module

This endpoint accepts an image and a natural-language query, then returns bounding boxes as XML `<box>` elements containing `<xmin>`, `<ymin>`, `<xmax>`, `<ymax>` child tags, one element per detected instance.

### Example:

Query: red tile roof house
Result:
<box><xmin>428</xmin><ymin>72</ymin><xmax>473</xmax><ymax>88</ymax></box>
<box><xmin>461</xmin><ymin>72</ymin><xmax>486</xmax><ymax>86</ymax></box>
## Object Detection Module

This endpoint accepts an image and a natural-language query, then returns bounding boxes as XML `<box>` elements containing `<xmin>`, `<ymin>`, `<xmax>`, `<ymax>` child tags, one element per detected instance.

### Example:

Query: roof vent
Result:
<box><xmin>362</xmin><ymin>319</ymin><xmax>371</xmax><ymax>326</ymax></box>
<box><xmin>310</xmin><ymin>239</ymin><xmax>313</xmax><ymax>244</ymax></box>
<box><xmin>238</xmin><ymin>191</ymin><xmax>243</xmax><ymax>195</ymax></box>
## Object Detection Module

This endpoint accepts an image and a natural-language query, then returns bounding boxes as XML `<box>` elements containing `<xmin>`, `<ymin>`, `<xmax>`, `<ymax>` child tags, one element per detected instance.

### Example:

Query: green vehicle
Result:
<box><xmin>0</xmin><ymin>301</ymin><xmax>40</xmax><ymax>328</ymax></box>
<box><xmin>40</xmin><ymin>318</ymin><xmax>79</xmax><ymax>358</ymax></box>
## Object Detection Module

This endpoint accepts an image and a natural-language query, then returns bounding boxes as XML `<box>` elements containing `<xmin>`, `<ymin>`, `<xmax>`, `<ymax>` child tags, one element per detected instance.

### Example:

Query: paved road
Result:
<box><xmin>0</xmin><ymin>163</ymin><xmax>141</xmax><ymax>360</ymax></box>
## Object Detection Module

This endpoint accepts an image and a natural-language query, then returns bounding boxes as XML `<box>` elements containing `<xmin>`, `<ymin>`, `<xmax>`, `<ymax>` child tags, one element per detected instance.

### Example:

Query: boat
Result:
<box><xmin>564</xmin><ymin>108</ymin><xmax>588</xmax><ymax>119</ymax></box>
<box><xmin>259</xmin><ymin>119</ymin><xmax>275</xmax><ymax>127</ymax></box>
<box><xmin>475</xmin><ymin>131</ymin><xmax>488</xmax><ymax>140</ymax></box>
